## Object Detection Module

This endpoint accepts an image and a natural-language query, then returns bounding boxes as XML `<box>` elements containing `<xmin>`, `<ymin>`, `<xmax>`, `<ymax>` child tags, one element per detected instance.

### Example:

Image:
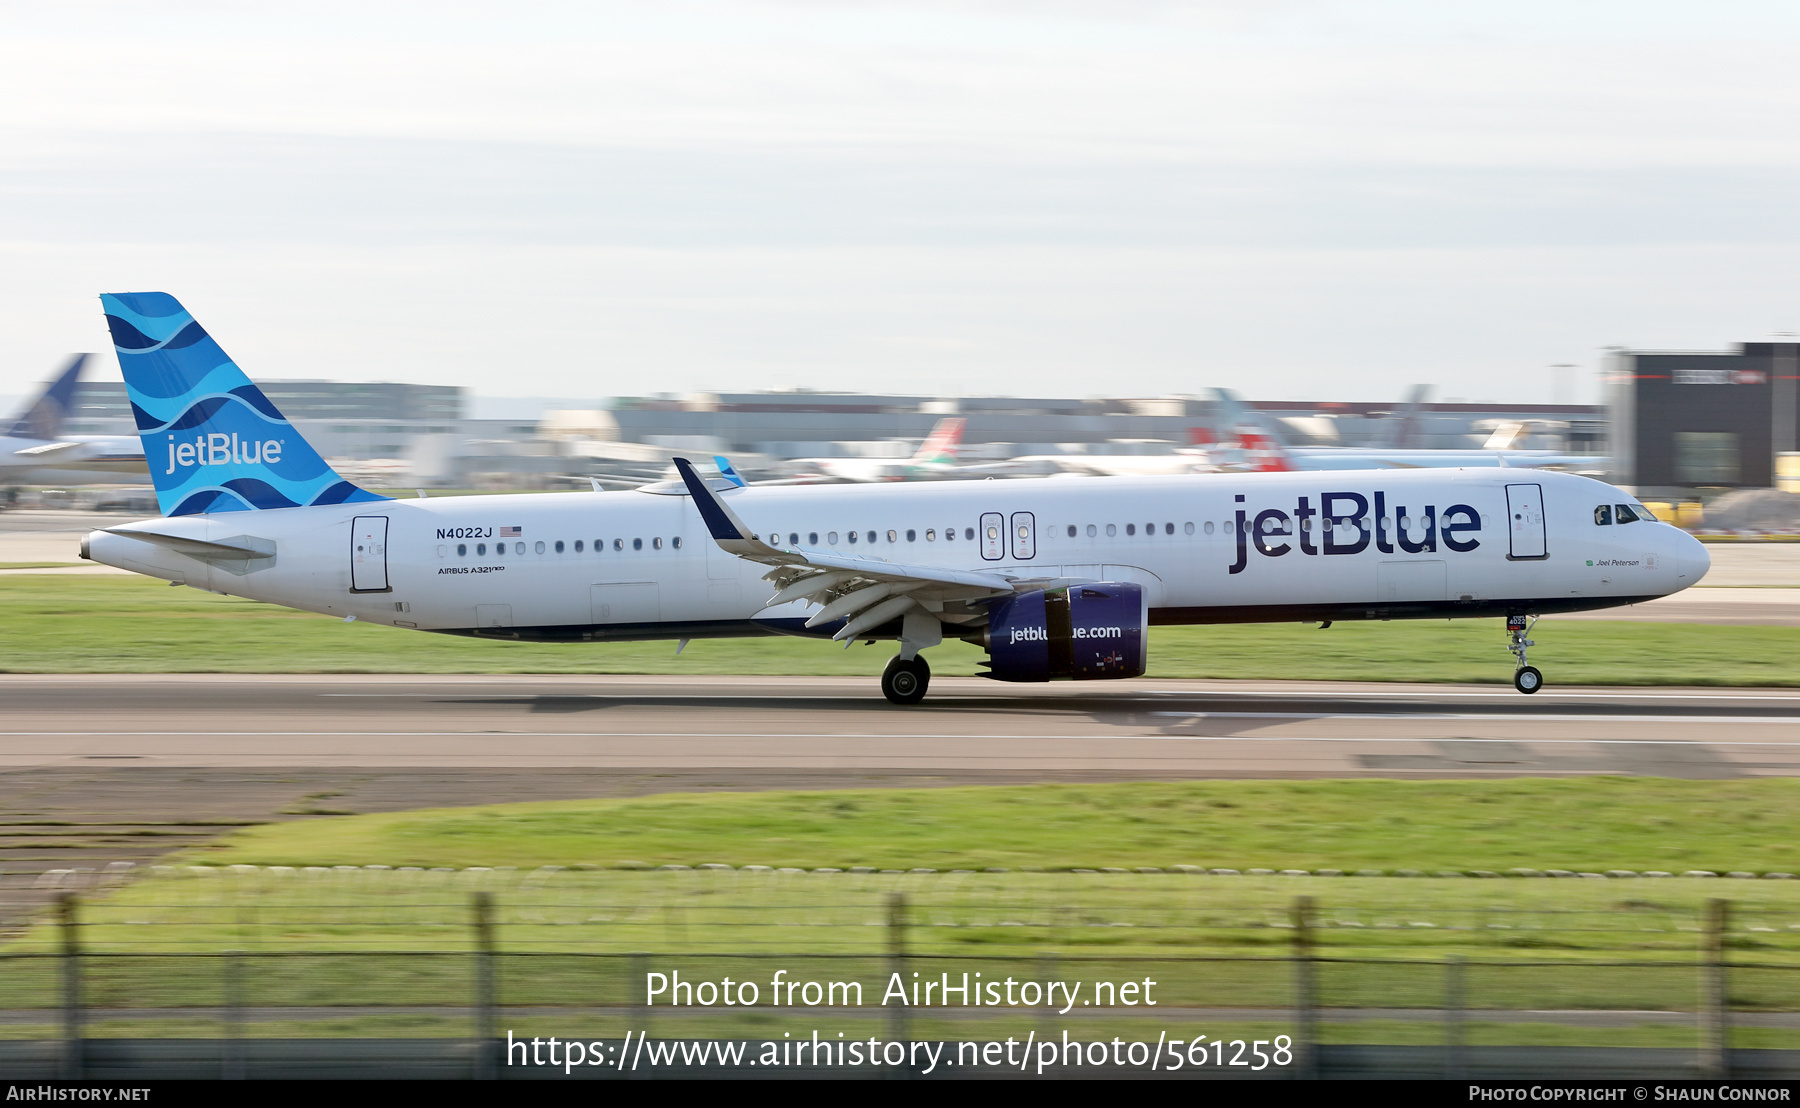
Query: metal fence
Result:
<box><xmin>5</xmin><ymin>892</ymin><xmax>1800</xmax><ymax>1080</ymax></box>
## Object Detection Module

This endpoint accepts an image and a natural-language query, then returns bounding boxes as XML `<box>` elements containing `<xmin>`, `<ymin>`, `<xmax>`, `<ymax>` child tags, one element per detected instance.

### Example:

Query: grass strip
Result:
<box><xmin>1</xmin><ymin>576</ymin><xmax>1796</xmax><ymax>684</ymax></box>
<box><xmin>190</xmin><ymin>778</ymin><xmax>1800</xmax><ymax>874</ymax></box>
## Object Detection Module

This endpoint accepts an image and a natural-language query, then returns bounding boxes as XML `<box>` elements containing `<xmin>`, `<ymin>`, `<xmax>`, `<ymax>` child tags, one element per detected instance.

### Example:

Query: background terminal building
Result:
<box><xmin>1608</xmin><ymin>343</ymin><xmax>1800</xmax><ymax>497</ymax></box>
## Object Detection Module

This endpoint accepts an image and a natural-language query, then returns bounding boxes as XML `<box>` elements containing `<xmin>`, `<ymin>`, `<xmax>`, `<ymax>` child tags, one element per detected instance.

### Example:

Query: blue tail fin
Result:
<box><xmin>7</xmin><ymin>354</ymin><xmax>87</xmax><ymax>441</ymax></box>
<box><xmin>101</xmin><ymin>292</ymin><xmax>390</xmax><ymax>517</ymax></box>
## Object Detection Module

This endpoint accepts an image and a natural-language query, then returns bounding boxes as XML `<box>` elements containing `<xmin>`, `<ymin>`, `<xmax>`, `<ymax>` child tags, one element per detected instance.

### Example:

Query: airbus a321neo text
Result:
<box><xmin>82</xmin><ymin>292</ymin><xmax>1710</xmax><ymax>703</ymax></box>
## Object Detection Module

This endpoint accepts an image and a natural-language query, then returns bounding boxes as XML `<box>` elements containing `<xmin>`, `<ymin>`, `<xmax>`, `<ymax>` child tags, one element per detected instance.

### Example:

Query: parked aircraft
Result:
<box><xmin>780</xmin><ymin>417</ymin><xmax>970</xmax><ymax>483</ymax></box>
<box><xmin>84</xmin><ymin>293</ymin><xmax>1706</xmax><ymax>706</ymax></box>
<box><xmin>1210</xmin><ymin>389</ymin><xmax>1605</xmax><ymax>473</ymax></box>
<box><xmin>0</xmin><ymin>355</ymin><xmax>147</xmax><ymax>486</ymax></box>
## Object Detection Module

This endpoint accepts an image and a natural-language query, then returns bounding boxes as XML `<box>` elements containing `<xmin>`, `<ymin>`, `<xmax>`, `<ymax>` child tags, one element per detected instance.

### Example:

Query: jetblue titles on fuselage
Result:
<box><xmin>1228</xmin><ymin>490</ymin><xmax>1481</xmax><ymax>574</ymax></box>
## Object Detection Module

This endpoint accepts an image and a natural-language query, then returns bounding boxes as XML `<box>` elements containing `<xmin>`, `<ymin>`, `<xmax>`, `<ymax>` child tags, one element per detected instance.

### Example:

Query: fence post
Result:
<box><xmin>222</xmin><ymin>949</ymin><xmax>245</xmax><ymax>1080</ymax></box>
<box><xmin>57</xmin><ymin>893</ymin><xmax>81</xmax><ymax>1080</ymax></box>
<box><xmin>474</xmin><ymin>891</ymin><xmax>496</xmax><ymax>1081</ymax></box>
<box><xmin>630</xmin><ymin>951</ymin><xmax>651</xmax><ymax>1047</ymax></box>
<box><xmin>1292</xmin><ymin>895</ymin><xmax>1317</xmax><ymax>1080</ymax></box>
<box><xmin>1701</xmin><ymin>898</ymin><xmax>1729</xmax><ymax>1079</ymax></box>
<box><xmin>887</xmin><ymin>892</ymin><xmax>908</xmax><ymax>1059</ymax></box>
<box><xmin>1443</xmin><ymin>955</ymin><xmax>1465</xmax><ymax>1080</ymax></box>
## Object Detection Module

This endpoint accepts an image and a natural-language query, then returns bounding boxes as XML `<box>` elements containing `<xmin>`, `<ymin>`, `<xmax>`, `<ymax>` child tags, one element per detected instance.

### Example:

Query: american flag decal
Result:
<box><xmin>499</xmin><ymin>526</ymin><xmax>522</xmax><ymax>538</ymax></box>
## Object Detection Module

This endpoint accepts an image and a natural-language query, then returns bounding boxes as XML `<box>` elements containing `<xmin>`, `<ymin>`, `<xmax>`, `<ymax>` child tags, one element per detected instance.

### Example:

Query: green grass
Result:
<box><xmin>0</xmin><ymin>561</ymin><xmax>97</xmax><ymax>569</ymax></box>
<box><xmin>189</xmin><ymin>778</ymin><xmax>1800</xmax><ymax>874</ymax></box>
<box><xmin>12</xmin><ymin>779</ymin><xmax>1800</xmax><ymax>1032</ymax></box>
<box><xmin>2</xmin><ymin>576</ymin><xmax>1796</xmax><ymax>683</ymax></box>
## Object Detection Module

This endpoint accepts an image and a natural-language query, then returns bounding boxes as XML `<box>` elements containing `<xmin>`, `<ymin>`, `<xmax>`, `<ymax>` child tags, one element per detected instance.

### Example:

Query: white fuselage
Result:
<box><xmin>83</xmin><ymin>468</ymin><xmax>1707</xmax><ymax>640</ymax></box>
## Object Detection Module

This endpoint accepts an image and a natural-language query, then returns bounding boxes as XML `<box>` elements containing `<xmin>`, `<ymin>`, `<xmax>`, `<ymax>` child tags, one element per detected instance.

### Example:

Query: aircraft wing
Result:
<box><xmin>673</xmin><ymin>457</ymin><xmax>1012</xmax><ymax>639</ymax></box>
<box><xmin>13</xmin><ymin>441</ymin><xmax>84</xmax><ymax>456</ymax></box>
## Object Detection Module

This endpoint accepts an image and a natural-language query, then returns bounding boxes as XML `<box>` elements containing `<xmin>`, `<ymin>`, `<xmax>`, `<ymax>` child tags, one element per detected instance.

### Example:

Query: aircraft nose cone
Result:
<box><xmin>1679</xmin><ymin>531</ymin><xmax>1711</xmax><ymax>584</ymax></box>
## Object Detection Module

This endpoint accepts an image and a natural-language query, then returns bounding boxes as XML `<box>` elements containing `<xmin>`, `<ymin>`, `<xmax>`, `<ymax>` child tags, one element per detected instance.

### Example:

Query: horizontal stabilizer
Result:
<box><xmin>102</xmin><ymin>527</ymin><xmax>274</xmax><ymax>560</ymax></box>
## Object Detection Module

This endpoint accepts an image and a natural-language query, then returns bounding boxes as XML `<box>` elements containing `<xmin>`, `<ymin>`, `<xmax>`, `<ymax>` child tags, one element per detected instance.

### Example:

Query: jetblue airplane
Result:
<box><xmin>81</xmin><ymin>292</ymin><xmax>1709</xmax><ymax>703</ymax></box>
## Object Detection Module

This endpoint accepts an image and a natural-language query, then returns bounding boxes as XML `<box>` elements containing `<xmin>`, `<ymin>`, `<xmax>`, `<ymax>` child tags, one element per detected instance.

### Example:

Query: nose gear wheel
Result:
<box><xmin>1506</xmin><ymin>615</ymin><xmax>1542</xmax><ymax>694</ymax></box>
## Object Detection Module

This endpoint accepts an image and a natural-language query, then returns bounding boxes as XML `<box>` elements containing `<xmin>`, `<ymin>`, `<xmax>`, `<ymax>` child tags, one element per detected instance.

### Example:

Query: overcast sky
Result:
<box><xmin>3</xmin><ymin>1</ymin><xmax>1799</xmax><ymax>406</ymax></box>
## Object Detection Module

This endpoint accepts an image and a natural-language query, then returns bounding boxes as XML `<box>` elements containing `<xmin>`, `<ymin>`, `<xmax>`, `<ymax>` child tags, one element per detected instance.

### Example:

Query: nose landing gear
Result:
<box><xmin>1506</xmin><ymin>614</ymin><xmax>1542</xmax><ymax>694</ymax></box>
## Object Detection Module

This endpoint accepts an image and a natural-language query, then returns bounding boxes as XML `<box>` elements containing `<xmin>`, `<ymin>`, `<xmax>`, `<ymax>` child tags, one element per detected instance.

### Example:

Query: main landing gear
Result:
<box><xmin>1506</xmin><ymin>614</ymin><xmax>1542</xmax><ymax>694</ymax></box>
<box><xmin>882</xmin><ymin>654</ymin><xmax>931</xmax><ymax>705</ymax></box>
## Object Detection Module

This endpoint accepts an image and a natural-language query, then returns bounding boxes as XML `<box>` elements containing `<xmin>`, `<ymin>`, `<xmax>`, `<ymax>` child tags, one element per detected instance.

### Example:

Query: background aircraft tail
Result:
<box><xmin>1208</xmin><ymin>388</ymin><xmax>1297</xmax><ymax>471</ymax></box>
<box><xmin>910</xmin><ymin>416</ymin><xmax>966</xmax><ymax>465</ymax></box>
<box><xmin>101</xmin><ymin>292</ymin><xmax>389</xmax><ymax>517</ymax></box>
<box><xmin>6</xmin><ymin>354</ymin><xmax>87</xmax><ymax>441</ymax></box>
<box><xmin>1373</xmin><ymin>384</ymin><xmax>1432</xmax><ymax>449</ymax></box>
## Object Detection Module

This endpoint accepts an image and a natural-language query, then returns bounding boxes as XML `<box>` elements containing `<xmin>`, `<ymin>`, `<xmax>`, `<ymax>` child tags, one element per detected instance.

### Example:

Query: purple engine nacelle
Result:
<box><xmin>979</xmin><ymin>583</ymin><xmax>1148</xmax><ymax>682</ymax></box>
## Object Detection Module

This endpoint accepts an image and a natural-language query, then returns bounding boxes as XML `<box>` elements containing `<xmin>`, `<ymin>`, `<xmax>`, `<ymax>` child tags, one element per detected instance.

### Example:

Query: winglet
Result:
<box><xmin>673</xmin><ymin>457</ymin><xmax>783</xmax><ymax>559</ymax></box>
<box><xmin>712</xmin><ymin>455</ymin><xmax>748</xmax><ymax>488</ymax></box>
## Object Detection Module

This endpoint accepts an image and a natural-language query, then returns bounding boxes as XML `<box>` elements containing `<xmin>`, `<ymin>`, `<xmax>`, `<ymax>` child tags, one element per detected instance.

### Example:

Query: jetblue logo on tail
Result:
<box><xmin>103</xmin><ymin>292</ymin><xmax>388</xmax><ymax>517</ymax></box>
<box><xmin>165</xmin><ymin>433</ymin><xmax>284</xmax><ymax>474</ymax></box>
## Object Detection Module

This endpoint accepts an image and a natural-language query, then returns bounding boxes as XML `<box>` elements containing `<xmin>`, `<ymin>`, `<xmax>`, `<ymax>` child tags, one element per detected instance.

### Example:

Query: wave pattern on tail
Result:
<box><xmin>101</xmin><ymin>292</ymin><xmax>389</xmax><ymax>517</ymax></box>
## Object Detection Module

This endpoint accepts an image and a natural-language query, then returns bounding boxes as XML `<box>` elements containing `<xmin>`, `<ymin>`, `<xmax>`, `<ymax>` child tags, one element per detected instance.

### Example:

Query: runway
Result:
<box><xmin>5</xmin><ymin>673</ymin><xmax>1799</xmax><ymax>778</ymax></box>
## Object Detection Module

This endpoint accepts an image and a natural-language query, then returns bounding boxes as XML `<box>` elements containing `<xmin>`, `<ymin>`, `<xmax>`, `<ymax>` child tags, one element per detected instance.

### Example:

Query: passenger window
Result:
<box><xmin>945</xmin><ymin>527</ymin><xmax>955</xmax><ymax>541</ymax></box>
<box><xmin>1594</xmin><ymin>505</ymin><xmax>1612</xmax><ymax>526</ymax></box>
<box><xmin>514</xmin><ymin>542</ymin><xmax>525</xmax><ymax>555</ymax></box>
<box><xmin>1614</xmin><ymin>504</ymin><xmax>1639</xmax><ymax>524</ymax></box>
<box><xmin>1066</xmin><ymin>524</ymin><xmax>1077</xmax><ymax>538</ymax></box>
<box><xmin>1224</xmin><ymin>521</ymin><xmax>1233</xmax><ymax>534</ymax></box>
<box><xmin>964</xmin><ymin>527</ymin><xmax>974</xmax><ymax>540</ymax></box>
<box><xmin>769</xmin><ymin>534</ymin><xmax>779</xmax><ymax>545</ymax></box>
<box><xmin>436</xmin><ymin>545</ymin><xmax>447</xmax><ymax>557</ymax></box>
<box><xmin>1146</xmin><ymin>522</ymin><xmax>1155</xmax><ymax>535</ymax></box>
<box><xmin>614</xmin><ymin>539</ymin><xmax>623</xmax><ymax>551</ymax></box>
<box><xmin>789</xmin><ymin>533</ymin><xmax>799</xmax><ymax>545</ymax></box>
<box><xmin>672</xmin><ymin>536</ymin><xmax>682</xmax><ymax>549</ymax></box>
<box><xmin>1200</xmin><ymin>522</ymin><xmax>1210</xmax><ymax>535</ymax></box>
<box><xmin>926</xmin><ymin>529</ymin><xmax>936</xmax><ymax>541</ymax></box>
<box><xmin>495</xmin><ymin>543</ymin><xmax>504</xmax><ymax>557</ymax></box>
<box><xmin>457</xmin><ymin>543</ymin><xmax>467</xmax><ymax>556</ymax></box>
<box><xmin>809</xmin><ymin>532</ymin><xmax>819</xmax><ymax>545</ymax></box>
<box><xmin>828</xmin><ymin>532</ymin><xmax>839</xmax><ymax>545</ymax></box>
<box><xmin>867</xmin><ymin>531</ymin><xmax>877</xmax><ymax>543</ymax></box>
<box><xmin>1165</xmin><ymin>523</ymin><xmax>1174</xmax><ymax>535</ymax></box>
<box><xmin>574</xmin><ymin>540</ymin><xmax>583</xmax><ymax>552</ymax></box>
<box><xmin>888</xmin><ymin>530</ymin><xmax>898</xmax><ymax>543</ymax></box>
<box><xmin>477</xmin><ymin>543</ymin><xmax>486</xmax><ymax>555</ymax></box>
<box><xmin>1086</xmin><ymin>524</ymin><xmax>1096</xmax><ymax>537</ymax></box>
<box><xmin>536</xmin><ymin>541</ymin><xmax>546</xmax><ymax>554</ymax></box>
<box><xmin>848</xmin><ymin>531</ymin><xmax>859</xmax><ymax>544</ymax></box>
<box><xmin>906</xmin><ymin>529</ymin><xmax>916</xmax><ymax>542</ymax></box>
<box><xmin>1106</xmin><ymin>523</ymin><xmax>1117</xmax><ymax>537</ymax></box>
<box><xmin>633</xmin><ymin>538</ymin><xmax>643</xmax><ymax>551</ymax></box>
<box><xmin>653</xmin><ymin>537</ymin><xmax>664</xmax><ymax>549</ymax></box>
<box><xmin>1126</xmin><ymin>523</ymin><xmax>1136</xmax><ymax>536</ymax></box>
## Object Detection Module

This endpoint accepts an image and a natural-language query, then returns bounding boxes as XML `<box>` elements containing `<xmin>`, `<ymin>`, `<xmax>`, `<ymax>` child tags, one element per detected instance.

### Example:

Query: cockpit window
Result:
<box><xmin>1614</xmin><ymin>504</ymin><xmax>1640</xmax><ymax>524</ymax></box>
<box><xmin>1594</xmin><ymin>505</ymin><xmax>1612</xmax><ymax>526</ymax></box>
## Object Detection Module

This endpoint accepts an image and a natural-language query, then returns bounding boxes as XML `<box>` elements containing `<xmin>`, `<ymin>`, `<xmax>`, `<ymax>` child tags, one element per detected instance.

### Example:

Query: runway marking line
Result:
<box><xmin>7</xmin><ymin>731</ymin><xmax>1800</xmax><ymax>747</ymax></box>
<box><xmin>313</xmin><ymin>690</ymin><xmax>1800</xmax><ymax>702</ymax></box>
